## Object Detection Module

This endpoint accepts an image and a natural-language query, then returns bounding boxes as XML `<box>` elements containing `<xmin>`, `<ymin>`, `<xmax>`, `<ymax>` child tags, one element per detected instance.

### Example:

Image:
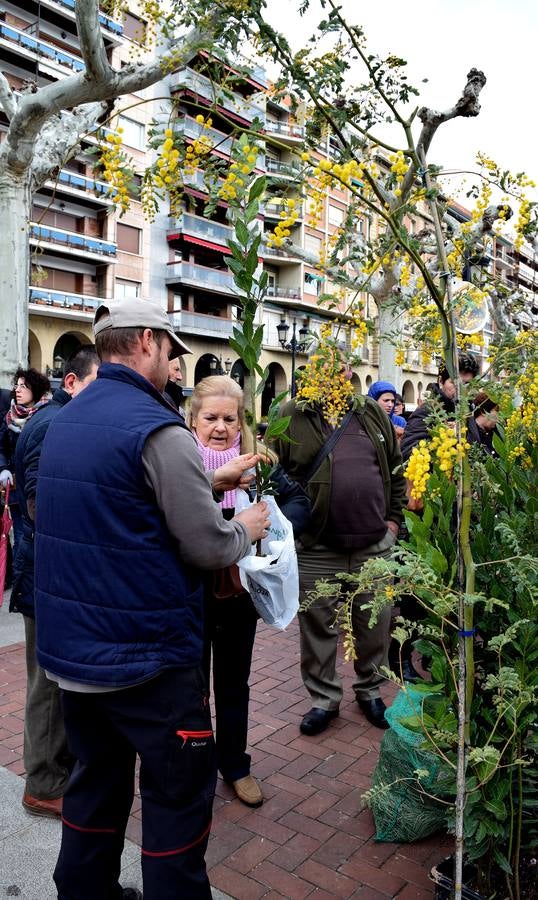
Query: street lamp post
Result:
<box><xmin>277</xmin><ymin>316</ymin><xmax>310</xmax><ymax>397</ymax></box>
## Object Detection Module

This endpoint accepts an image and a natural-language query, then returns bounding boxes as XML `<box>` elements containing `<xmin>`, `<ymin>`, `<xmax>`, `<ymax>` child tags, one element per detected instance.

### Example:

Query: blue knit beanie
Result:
<box><xmin>367</xmin><ymin>380</ymin><xmax>397</xmax><ymax>401</ymax></box>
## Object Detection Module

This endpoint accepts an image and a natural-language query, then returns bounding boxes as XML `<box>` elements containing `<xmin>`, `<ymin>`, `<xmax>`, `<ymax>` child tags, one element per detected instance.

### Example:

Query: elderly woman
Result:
<box><xmin>189</xmin><ymin>376</ymin><xmax>310</xmax><ymax>808</ymax></box>
<box><xmin>0</xmin><ymin>368</ymin><xmax>50</xmax><ymax>553</ymax></box>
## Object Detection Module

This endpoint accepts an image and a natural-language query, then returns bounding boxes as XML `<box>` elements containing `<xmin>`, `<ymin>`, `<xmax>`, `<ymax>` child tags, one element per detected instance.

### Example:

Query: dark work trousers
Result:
<box><xmin>203</xmin><ymin>591</ymin><xmax>259</xmax><ymax>783</ymax></box>
<box><xmin>56</xmin><ymin>667</ymin><xmax>216</xmax><ymax>900</ymax></box>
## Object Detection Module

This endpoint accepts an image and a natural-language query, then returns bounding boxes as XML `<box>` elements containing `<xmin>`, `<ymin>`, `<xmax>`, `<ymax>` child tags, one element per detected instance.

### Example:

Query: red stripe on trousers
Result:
<box><xmin>141</xmin><ymin>820</ymin><xmax>212</xmax><ymax>857</ymax></box>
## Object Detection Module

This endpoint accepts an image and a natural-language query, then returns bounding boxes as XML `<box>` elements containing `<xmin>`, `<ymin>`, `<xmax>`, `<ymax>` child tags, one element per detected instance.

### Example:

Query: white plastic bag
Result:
<box><xmin>235</xmin><ymin>491</ymin><xmax>299</xmax><ymax>630</ymax></box>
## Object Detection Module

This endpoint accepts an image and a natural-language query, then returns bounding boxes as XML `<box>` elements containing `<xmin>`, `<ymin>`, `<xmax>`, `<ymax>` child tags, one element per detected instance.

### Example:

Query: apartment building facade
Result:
<box><xmin>2</xmin><ymin>2</ymin><xmax>535</xmax><ymax>407</ymax></box>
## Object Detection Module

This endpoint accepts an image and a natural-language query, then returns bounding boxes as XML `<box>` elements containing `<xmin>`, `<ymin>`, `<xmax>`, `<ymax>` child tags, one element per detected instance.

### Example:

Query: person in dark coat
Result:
<box><xmin>189</xmin><ymin>375</ymin><xmax>311</xmax><ymax>808</ymax></box>
<box><xmin>163</xmin><ymin>356</ymin><xmax>186</xmax><ymax>416</ymax></box>
<box><xmin>13</xmin><ymin>346</ymin><xmax>99</xmax><ymax>820</ymax></box>
<box><xmin>0</xmin><ymin>367</ymin><xmax>50</xmax><ymax>553</ymax></box>
<box><xmin>401</xmin><ymin>354</ymin><xmax>480</xmax><ymax>461</ymax></box>
<box><xmin>467</xmin><ymin>391</ymin><xmax>500</xmax><ymax>454</ymax></box>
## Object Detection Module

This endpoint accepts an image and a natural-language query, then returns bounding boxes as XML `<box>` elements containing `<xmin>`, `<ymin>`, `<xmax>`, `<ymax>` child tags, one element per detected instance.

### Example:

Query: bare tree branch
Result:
<box><xmin>0</xmin><ymin>73</ymin><xmax>17</xmax><ymax>120</ymax></box>
<box><xmin>4</xmin><ymin>1</ymin><xmax>221</xmax><ymax>173</ymax></box>
<box><xmin>76</xmin><ymin>0</ymin><xmax>111</xmax><ymax>84</ymax></box>
<box><xmin>416</xmin><ymin>68</ymin><xmax>486</xmax><ymax>162</ymax></box>
<box><xmin>30</xmin><ymin>102</ymin><xmax>109</xmax><ymax>192</ymax></box>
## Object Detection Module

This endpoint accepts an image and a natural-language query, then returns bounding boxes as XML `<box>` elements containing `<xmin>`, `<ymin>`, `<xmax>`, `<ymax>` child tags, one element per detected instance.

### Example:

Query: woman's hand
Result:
<box><xmin>213</xmin><ymin>453</ymin><xmax>260</xmax><ymax>493</ymax></box>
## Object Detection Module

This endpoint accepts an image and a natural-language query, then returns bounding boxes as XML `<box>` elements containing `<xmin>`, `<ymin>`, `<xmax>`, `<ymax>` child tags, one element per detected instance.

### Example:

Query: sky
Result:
<box><xmin>262</xmin><ymin>0</ymin><xmax>538</xmax><ymax>206</ymax></box>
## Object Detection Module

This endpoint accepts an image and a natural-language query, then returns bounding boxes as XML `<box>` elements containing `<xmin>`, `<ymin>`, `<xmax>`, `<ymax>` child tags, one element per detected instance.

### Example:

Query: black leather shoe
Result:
<box><xmin>122</xmin><ymin>889</ymin><xmax>142</xmax><ymax>900</ymax></box>
<box><xmin>357</xmin><ymin>698</ymin><xmax>389</xmax><ymax>729</ymax></box>
<box><xmin>300</xmin><ymin>707</ymin><xmax>339</xmax><ymax>736</ymax></box>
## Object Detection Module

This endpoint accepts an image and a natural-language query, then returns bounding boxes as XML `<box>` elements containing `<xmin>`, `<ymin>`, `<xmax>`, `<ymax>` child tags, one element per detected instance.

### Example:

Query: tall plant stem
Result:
<box><xmin>419</xmin><ymin>149</ymin><xmax>469</xmax><ymax>900</ymax></box>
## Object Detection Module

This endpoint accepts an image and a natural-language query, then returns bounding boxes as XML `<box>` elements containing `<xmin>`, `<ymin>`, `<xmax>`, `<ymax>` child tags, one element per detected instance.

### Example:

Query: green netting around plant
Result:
<box><xmin>369</xmin><ymin>688</ymin><xmax>449</xmax><ymax>842</ymax></box>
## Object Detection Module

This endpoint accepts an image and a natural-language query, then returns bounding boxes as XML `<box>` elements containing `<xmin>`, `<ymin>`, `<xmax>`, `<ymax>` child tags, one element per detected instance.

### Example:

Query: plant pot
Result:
<box><xmin>430</xmin><ymin>856</ymin><xmax>485</xmax><ymax>900</ymax></box>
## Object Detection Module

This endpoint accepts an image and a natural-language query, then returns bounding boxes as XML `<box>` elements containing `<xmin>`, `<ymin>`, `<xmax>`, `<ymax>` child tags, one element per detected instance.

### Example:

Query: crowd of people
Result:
<box><xmin>0</xmin><ymin>300</ymin><xmax>496</xmax><ymax>899</ymax></box>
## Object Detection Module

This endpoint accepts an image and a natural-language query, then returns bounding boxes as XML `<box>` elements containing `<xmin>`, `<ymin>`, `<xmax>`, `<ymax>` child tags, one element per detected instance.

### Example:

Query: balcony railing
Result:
<box><xmin>29</xmin><ymin>287</ymin><xmax>104</xmax><ymax>313</ymax></box>
<box><xmin>30</xmin><ymin>223</ymin><xmax>117</xmax><ymax>257</ymax></box>
<box><xmin>55</xmin><ymin>168</ymin><xmax>115</xmax><ymax>199</ymax></box>
<box><xmin>264</xmin><ymin>120</ymin><xmax>305</xmax><ymax>139</ymax></box>
<box><xmin>174</xmin><ymin>115</ymin><xmax>264</xmax><ymax>167</ymax></box>
<box><xmin>265</xmin><ymin>158</ymin><xmax>301</xmax><ymax>177</ymax></box>
<box><xmin>183</xmin><ymin>169</ymin><xmax>225</xmax><ymax>196</ymax></box>
<box><xmin>170</xmin><ymin>68</ymin><xmax>265</xmax><ymax>123</ymax></box>
<box><xmin>0</xmin><ymin>23</ymin><xmax>85</xmax><ymax>72</ymax></box>
<box><xmin>169</xmin><ymin>310</ymin><xmax>235</xmax><ymax>338</ymax></box>
<box><xmin>518</xmin><ymin>262</ymin><xmax>537</xmax><ymax>284</ymax></box>
<box><xmin>266</xmin><ymin>285</ymin><xmax>302</xmax><ymax>300</ymax></box>
<box><xmin>46</xmin><ymin>0</ymin><xmax>123</xmax><ymax>35</ymax></box>
<box><xmin>262</xmin><ymin>200</ymin><xmax>304</xmax><ymax>220</ymax></box>
<box><xmin>167</xmin><ymin>212</ymin><xmax>233</xmax><ymax>248</ymax></box>
<box><xmin>166</xmin><ymin>261</ymin><xmax>239</xmax><ymax>295</ymax></box>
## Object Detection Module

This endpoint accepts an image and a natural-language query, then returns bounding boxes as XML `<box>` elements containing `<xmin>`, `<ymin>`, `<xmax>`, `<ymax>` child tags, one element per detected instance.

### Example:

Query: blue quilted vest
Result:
<box><xmin>35</xmin><ymin>363</ymin><xmax>204</xmax><ymax>687</ymax></box>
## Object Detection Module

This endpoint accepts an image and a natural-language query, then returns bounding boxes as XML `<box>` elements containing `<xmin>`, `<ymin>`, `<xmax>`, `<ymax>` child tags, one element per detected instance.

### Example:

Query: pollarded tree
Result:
<box><xmin>0</xmin><ymin>0</ymin><xmax>249</xmax><ymax>387</ymax></box>
<box><xmin>241</xmin><ymin>0</ymin><xmax>538</xmax><ymax>384</ymax></box>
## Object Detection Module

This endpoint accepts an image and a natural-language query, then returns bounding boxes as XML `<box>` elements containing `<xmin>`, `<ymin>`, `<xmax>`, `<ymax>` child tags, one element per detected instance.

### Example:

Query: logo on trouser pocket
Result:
<box><xmin>175</xmin><ymin>729</ymin><xmax>213</xmax><ymax>749</ymax></box>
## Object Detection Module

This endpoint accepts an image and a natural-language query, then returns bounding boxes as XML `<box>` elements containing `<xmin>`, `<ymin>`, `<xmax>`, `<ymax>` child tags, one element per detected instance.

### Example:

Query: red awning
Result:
<box><xmin>167</xmin><ymin>233</ymin><xmax>231</xmax><ymax>255</ymax></box>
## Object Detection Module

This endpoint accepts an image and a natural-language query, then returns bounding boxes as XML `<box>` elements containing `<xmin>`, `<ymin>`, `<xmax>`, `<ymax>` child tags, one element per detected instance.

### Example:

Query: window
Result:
<box><xmin>122</xmin><ymin>12</ymin><xmax>146</xmax><ymax>43</ymax></box>
<box><xmin>116</xmin><ymin>223</ymin><xmax>141</xmax><ymax>254</ymax></box>
<box><xmin>118</xmin><ymin>115</ymin><xmax>145</xmax><ymax>150</ymax></box>
<box><xmin>115</xmin><ymin>279</ymin><xmax>140</xmax><ymax>299</ymax></box>
<box><xmin>304</xmin><ymin>272</ymin><xmax>322</xmax><ymax>297</ymax></box>
<box><xmin>304</xmin><ymin>233</ymin><xmax>321</xmax><ymax>259</ymax></box>
<box><xmin>328</xmin><ymin>204</ymin><xmax>344</xmax><ymax>226</ymax></box>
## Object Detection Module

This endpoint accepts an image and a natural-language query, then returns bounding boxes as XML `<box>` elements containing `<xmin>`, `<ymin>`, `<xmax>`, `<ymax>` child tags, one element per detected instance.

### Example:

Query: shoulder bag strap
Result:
<box><xmin>299</xmin><ymin>408</ymin><xmax>354</xmax><ymax>486</ymax></box>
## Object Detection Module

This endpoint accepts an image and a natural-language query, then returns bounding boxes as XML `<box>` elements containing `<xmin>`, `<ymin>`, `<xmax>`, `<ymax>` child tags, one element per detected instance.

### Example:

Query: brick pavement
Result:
<box><xmin>0</xmin><ymin>619</ymin><xmax>452</xmax><ymax>898</ymax></box>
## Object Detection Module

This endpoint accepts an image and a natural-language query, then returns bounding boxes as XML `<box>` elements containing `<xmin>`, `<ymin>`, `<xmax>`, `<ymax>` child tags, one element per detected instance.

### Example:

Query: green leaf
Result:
<box><xmin>265</xmin><ymin>418</ymin><xmax>290</xmax><ymax>439</ymax></box>
<box><xmin>249</xmin><ymin>175</ymin><xmax>266</xmax><ymax>202</ymax></box>
<box><xmin>245</xmin><ymin>237</ymin><xmax>261</xmax><ymax>275</ymax></box>
<box><xmin>226</xmin><ymin>257</ymin><xmax>244</xmax><ymax>276</ymax></box>
<box><xmin>245</xmin><ymin>199</ymin><xmax>260</xmax><ymax>224</ymax></box>
<box><xmin>234</xmin><ymin>272</ymin><xmax>253</xmax><ymax>293</ymax></box>
<box><xmin>235</xmin><ymin>220</ymin><xmax>250</xmax><ymax>247</ymax></box>
<box><xmin>227</xmin><ymin>240</ymin><xmax>245</xmax><ymax>261</ymax></box>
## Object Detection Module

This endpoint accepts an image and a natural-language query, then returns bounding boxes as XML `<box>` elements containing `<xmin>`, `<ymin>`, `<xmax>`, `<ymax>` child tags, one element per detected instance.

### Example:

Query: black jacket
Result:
<box><xmin>400</xmin><ymin>385</ymin><xmax>456</xmax><ymax>462</ymax></box>
<box><xmin>10</xmin><ymin>389</ymin><xmax>70</xmax><ymax>616</ymax></box>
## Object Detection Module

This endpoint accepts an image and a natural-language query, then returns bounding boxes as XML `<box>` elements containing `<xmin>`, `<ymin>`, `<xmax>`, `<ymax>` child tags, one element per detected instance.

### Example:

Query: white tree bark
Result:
<box><xmin>0</xmin><ymin>173</ymin><xmax>31</xmax><ymax>379</ymax></box>
<box><xmin>0</xmin><ymin>0</ymin><xmax>221</xmax><ymax>386</ymax></box>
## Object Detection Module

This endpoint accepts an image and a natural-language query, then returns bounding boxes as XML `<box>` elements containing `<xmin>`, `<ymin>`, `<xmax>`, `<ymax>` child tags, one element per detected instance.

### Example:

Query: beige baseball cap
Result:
<box><xmin>93</xmin><ymin>297</ymin><xmax>191</xmax><ymax>356</ymax></box>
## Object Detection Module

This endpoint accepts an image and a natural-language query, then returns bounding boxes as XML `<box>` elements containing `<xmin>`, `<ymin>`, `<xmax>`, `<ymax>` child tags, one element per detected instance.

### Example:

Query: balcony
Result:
<box><xmin>266</xmin><ymin>285</ymin><xmax>302</xmax><ymax>300</ymax></box>
<box><xmin>183</xmin><ymin>169</ymin><xmax>226</xmax><ymax>197</ymax></box>
<box><xmin>167</xmin><ymin>212</ymin><xmax>233</xmax><ymax>250</ymax></box>
<box><xmin>169</xmin><ymin>310</ymin><xmax>235</xmax><ymax>339</ymax></box>
<box><xmin>29</xmin><ymin>287</ymin><xmax>105</xmax><ymax>319</ymax></box>
<box><xmin>170</xmin><ymin>68</ymin><xmax>265</xmax><ymax>123</ymax></box>
<box><xmin>174</xmin><ymin>115</ymin><xmax>264</xmax><ymax>167</ymax></box>
<box><xmin>0</xmin><ymin>23</ymin><xmax>85</xmax><ymax>74</ymax></box>
<box><xmin>263</xmin><ymin>200</ymin><xmax>304</xmax><ymax>222</ymax></box>
<box><xmin>265</xmin><ymin>158</ymin><xmax>302</xmax><ymax>179</ymax></box>
<box><xmin>264</xmin><ymin>120</ymin><xmax>305</xmax><ymax>143</ymax></box>
<box><xmin>30</xmin><ymin>224</ymin><xmax>117</xmax><ymax>260</ymax></box>
<box><xmin>38</xmin><ymin>0</ymin><xmax>123</xmax><ymax>41</ymax></box>
<box><xmin>45</xmin><ymin>169</ymin><xmax>116</xmax><ymax>204</ymax></box>
<box><xmin>260</xmin><ymin>244</ymin><xmax>302</xmax><ymax>265</ymax></box>
<box><xmin>518</xmin><ymin>262</ymin><xmax>537</xmax><ymax>285</ymax></box>
<box><xmin>165</xmin><ymin>261</ymin><xmax>240</xmax><ymax>297</ymax></box>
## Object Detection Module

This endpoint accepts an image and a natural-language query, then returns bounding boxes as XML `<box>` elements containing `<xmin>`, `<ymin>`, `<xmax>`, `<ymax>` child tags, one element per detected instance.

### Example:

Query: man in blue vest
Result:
<box><xmin>34</xmin><ymin>297</ymin><xmax>270</xmax><ymax>900</ymax></box>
